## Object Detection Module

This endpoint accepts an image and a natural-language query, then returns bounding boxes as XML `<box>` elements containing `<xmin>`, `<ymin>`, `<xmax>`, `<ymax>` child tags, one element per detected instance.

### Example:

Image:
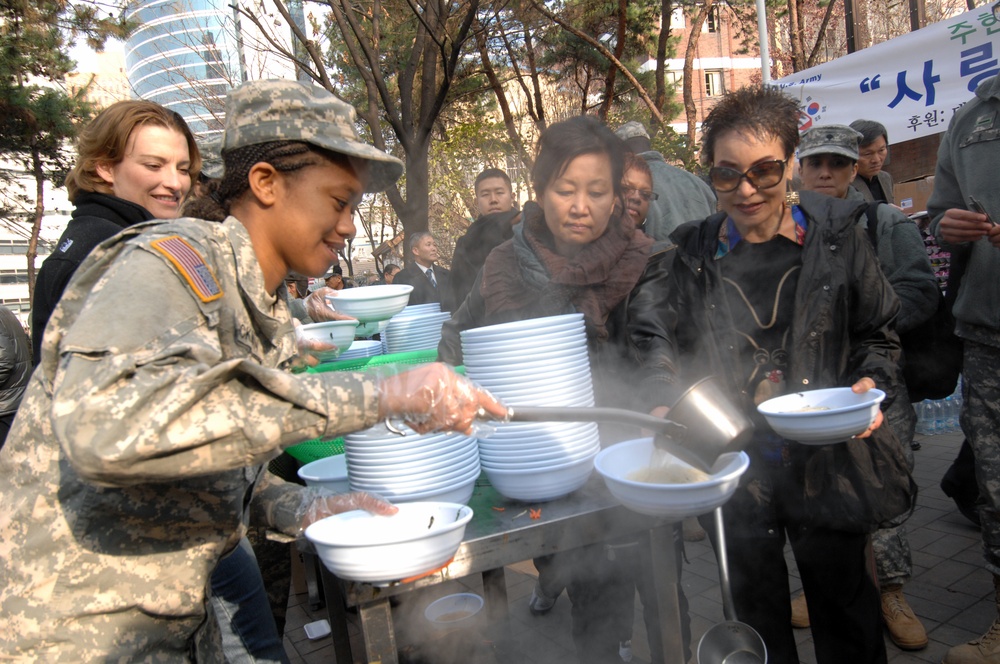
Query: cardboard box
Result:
<box><xmin>894</xmin><ymin>175</ymin><xmax>935</xmax><ymax>214</ymax></box>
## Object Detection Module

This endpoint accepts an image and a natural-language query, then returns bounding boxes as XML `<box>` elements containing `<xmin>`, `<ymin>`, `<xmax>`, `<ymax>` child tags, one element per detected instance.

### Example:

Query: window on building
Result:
<box><xmin>705</xmin><ymin>70</ymin><xmax>725</xmax><ymax>97</ymax></box>
<box><xmin>665</xmin><ymin>71</ymin><xmax>682</xmax><ymax>86</ymax></box>
<box><xmin>705</xmin><ymin>7</ymin><xmax>721</xmax><ymax>33</ymax></box>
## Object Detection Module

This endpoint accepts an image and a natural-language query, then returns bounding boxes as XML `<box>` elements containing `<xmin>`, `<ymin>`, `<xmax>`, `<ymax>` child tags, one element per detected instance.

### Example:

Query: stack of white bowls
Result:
<box><xmin>462</xmin><ymin>313</ymin><xmax>599</xmax><ymax>501</ymax></box>
<box><xmin>382</xmin><ymin>304</ymin><xmax>451</xmax><ymax>353</ymax></box>
<box><xmin>343</xmin><ymin>424</ymin><xmax>480</xmax><ymax>504</ymax></box>
<box><xmin>337</xmin><ymin>339</ymin><xmax>384</xmax><ymax>361</ymax></box>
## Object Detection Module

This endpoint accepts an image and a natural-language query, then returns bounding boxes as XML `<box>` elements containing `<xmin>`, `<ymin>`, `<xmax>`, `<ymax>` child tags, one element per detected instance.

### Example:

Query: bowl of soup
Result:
<box><xmin>594</xmin><ymin>438</ymin><xmax>750</xmax><ymax>518</ymax></box>
<box><xmin>757</xmin><ymin>387</ymin><xmax>885</xmax><ymax>445</ymax></box>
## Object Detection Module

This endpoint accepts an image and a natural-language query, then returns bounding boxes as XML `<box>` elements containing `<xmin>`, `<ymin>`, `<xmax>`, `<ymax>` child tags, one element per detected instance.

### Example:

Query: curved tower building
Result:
<box><xmin>123</xmin><ymin>0</ymin><xmax>244</xmax><ymax>135</ymax></box>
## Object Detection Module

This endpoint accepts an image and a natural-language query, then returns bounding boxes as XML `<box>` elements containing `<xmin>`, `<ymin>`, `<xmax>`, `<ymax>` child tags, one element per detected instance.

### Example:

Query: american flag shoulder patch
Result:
<box><xmin>149</xmin><ymin>235</ymin><xmax>224</xmax><ymax>303</ymax></box>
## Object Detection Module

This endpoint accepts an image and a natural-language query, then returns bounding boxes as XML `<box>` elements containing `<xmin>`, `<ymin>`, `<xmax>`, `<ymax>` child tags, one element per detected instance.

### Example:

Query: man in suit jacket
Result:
<box><xmin>850</xmin><ymin>119</ymin><xmax>894</xmax><ymax>203</ymax></box>
<box><xmin>393</xmin><ymin>231</ymin><xmax>452</xmax><ymax>309</ymax></box>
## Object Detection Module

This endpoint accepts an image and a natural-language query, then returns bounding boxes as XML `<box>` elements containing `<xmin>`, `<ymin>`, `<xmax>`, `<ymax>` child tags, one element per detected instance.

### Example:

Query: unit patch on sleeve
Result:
<box><xmin>150</xmin><ymin>236</ymin><xmax>224</xmax><ymax>303</ymax></box>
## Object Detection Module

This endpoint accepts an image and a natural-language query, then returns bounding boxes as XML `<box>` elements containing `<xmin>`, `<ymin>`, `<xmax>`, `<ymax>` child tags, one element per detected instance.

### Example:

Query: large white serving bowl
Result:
<box><xmin>459</xmin><ymin>313</ymin><xmax>583</xmax><ymax>340</ymax></box>
<box><xmin>459</xmin><ymin>318</ymin><xmax>583</xmax><ymax>344</ymax></box>
<box><xmin>483</xmin><ymin>452</ymin><xmax>597</xmax><ymax>502</ymax></box>
<box><xmin>296</xmin><ymin>320</ymin><xmax>359</xmax><ymax>361</ymax></box>
<box><xmin>297</xmin><ymin>454</ymin><xmax>349</xmax><ymax>493</ymax></box>
<box><xmin>304</xmin><ymin>502</ymin><xmax>473</xmax><ymax>583</ymax></box>
<box><xmin>326</xmin><ymin>284</ymin><xmax>414</xmax><ymax>322</ymax></box>
<box><xmin>594</xmin><ymin>438</ymin><xmax>751</xmax><ymax>518</ymax></box>
<box><xmin>757</xmin><ymin>387</ymin><xmax>886</xmax><ymax>445</ymax></box>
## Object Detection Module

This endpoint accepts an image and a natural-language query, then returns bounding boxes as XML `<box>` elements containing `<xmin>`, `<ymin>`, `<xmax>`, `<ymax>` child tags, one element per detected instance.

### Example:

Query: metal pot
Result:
<box><xmin>697</xmin><ymin>507</ymin><xmax>767</xmax><ymax>664</ymax></box>
<box><xmin>501</xmin><ymin>376</ymin><xmax>753</xmax><ymax>473</ymax></box>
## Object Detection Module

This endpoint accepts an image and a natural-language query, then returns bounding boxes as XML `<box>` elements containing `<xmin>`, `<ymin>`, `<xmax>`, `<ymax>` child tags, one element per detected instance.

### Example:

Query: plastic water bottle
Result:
<box><xmin>915</xmin><ymin>400</ymin><xmax>932</xmax><ymax>435</ymax></box>
<box><xmin>944</xmin><ymin>396</ymin><xmax>959</xmax><ymax>433</ymax></box>
<box><xmin>932</xmin><ymin>399</ymin><xmax>947</xmax><ymax>435</ymax></box>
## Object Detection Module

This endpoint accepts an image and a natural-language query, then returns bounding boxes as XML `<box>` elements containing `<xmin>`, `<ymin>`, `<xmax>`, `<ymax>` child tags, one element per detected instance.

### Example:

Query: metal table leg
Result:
<box><xmin>649</xmin><ymin>523</ymin><xmax>685</xmax><ymax>662</ymax></box>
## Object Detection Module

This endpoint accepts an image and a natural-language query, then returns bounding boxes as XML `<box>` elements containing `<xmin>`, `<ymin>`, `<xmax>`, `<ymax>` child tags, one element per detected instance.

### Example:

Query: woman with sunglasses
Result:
<box><xmin>663</xmin><ymin>85</ymin><xmax>905</xmax><ymax>663</ymax></box>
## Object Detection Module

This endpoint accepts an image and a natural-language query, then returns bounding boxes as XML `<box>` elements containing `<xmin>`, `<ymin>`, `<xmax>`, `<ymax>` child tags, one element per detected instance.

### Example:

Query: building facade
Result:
<box><xmin>124</xmin><ymin>0</ymin><xmax>244</xmax><ymax>135</ymax></box>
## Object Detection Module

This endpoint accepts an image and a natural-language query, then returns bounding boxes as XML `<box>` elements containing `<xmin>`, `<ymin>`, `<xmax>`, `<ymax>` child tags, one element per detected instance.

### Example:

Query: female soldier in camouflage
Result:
<box><xmin>0</xmin><ymin>79</ymin><xmax>503</xmax><ymax>660</ymax></box>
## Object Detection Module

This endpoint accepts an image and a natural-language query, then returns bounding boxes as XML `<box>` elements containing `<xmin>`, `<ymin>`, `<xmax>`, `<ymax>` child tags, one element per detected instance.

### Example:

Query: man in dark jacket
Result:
<box><xmin>449</xmin><ymin>168</ymin><xmax>520</xmax><ymax>308</ymax></box>
<box><xmin>393</xmin><ymin>231</ymin><xmax>453</xmax><ymax>309</ymax></box>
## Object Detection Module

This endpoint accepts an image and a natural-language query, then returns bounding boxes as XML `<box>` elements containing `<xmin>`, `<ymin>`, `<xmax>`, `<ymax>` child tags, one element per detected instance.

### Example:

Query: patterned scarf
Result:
<box><xmin>480</xmin><ymin>200</ymin><xmax>653</xmax><ymax>340</ymax></box>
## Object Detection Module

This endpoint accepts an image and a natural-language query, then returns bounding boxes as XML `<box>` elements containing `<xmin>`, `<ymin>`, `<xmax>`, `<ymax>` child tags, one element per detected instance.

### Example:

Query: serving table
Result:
<box><xmin>312</xmin><ymin>474</ymin><xmax>686</xmax><ymax>663</ymax></box>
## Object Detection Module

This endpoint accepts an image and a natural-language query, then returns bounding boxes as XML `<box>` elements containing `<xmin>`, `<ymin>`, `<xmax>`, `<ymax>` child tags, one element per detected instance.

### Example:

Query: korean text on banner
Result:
<box><xmin>772</xmin><ymin>6</ymin><xmax>999</xmax><ymax>141</ymax></box>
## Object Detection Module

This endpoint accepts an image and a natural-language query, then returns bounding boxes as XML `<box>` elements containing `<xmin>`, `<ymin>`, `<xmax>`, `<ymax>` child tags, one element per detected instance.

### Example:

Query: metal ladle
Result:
<box><xmin>697</xmin><ymin>507</ymin><xmax>767</xmax><ymax>664</ymax></box>
<box><xmin>501</xmin><ymin>377</ymin><xmax>754</xmax><ymax>473</ymax></box>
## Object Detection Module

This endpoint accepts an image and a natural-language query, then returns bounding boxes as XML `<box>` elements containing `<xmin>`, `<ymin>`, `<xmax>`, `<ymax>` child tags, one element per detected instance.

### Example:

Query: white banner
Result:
<box><xmin>772</xmin><ymin>7</ymin><xmax>1000</xmax><ymax>142</ymax></box>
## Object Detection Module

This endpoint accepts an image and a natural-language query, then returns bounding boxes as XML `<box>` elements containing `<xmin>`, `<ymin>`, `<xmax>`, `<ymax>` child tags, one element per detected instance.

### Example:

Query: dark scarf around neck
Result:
<box><xmin>480</xmin><ymin>200</ymin><xmax>653</xmax><ymax>340</ymax></box>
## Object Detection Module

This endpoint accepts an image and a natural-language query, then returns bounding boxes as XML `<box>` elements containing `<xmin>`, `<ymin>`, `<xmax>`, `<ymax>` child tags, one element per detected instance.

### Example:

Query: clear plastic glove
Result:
<box><xmin>289</xmin><ymin>318</ymin><xmax>336</xmax><ymax>370</ymax></box>
<box><xmin>306</xmin><ymin>286</ymin><xmax>357</xmax><ymax>322</ymax></box>
<box><xmin>297</xmin><ymin>487</ymin><xmax>398</xmax><ymax>535</ymax></box>
<box><xmin>378</xmin><ymin>362</ymin><xmax>507</xmax><ymax>434</ymax></box>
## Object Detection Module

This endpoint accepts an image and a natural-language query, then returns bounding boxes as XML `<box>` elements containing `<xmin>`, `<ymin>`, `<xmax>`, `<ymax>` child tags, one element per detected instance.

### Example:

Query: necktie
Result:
<box><xmin>425</xmin><ymin>267</ymin><xmax>437</xmax><ymax>288</ymax></box>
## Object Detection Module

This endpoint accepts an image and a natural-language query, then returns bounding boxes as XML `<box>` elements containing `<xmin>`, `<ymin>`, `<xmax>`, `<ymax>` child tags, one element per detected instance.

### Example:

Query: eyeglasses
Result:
<box><xmin>708</xmin><ymin>159</ymin><xmax>787</xmax><ymax>193</ymax></box>
<box><xmin>623</xmin><ymin>187</ymin><xmax>659</xmax><ymax>202</ymax></box>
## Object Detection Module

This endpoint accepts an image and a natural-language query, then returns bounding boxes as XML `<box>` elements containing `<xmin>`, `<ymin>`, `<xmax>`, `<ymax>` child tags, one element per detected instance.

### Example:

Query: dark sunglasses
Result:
<box><xmin>708</xmin><ymin>159</ymin><xmax>787</xmax><ymax>193</ymax></box>
<box><xmin>623</xmin><ymin>187</ymin><xmax>659</xmax><ymax>202</ymax></box>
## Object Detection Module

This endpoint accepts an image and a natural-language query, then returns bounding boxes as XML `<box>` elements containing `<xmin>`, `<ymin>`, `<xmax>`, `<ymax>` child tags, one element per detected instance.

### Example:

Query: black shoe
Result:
<box><xmin>953</xmin><ymin>496</ymin><xmax>982</xmax><ymax>528</ymax></box>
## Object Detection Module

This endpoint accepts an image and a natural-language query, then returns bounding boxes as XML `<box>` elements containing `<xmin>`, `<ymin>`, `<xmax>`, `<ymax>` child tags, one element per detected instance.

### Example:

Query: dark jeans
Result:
<box><xmin>708</xmin><ymin>511</ymin><xmax>886</xmax><ymax>664</ymax></box>
<box><xmin>210</xmin><ymin>537</ymin><xmax>289</xmax><ymax>664</ymax></box>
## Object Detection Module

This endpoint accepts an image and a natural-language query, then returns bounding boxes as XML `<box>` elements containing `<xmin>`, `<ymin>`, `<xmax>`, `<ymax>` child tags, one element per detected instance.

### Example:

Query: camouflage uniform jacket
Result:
<box><xmin>0</xmin><ymin>216</ymin><xmax>380</xmax><ymax>661</ymax></box>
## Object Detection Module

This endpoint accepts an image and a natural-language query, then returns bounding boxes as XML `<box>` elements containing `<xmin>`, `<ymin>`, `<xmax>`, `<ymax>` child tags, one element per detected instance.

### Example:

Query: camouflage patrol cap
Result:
<box><xmin>197</xmin><ymin>136</ymin><xmax>224</xmax><ymax>180</ymax></box>
<box><xmin>798</xmin><ymin>124</ymin><xmax>863</xmax><ymax>161</ymax></box>
<box><xmin>222</xmin><ymin>79</ymin><xmax>404</xmax><ymax>192</ymax></box>
<box><xmin>615</xmin><ymin>121</ymin><xmax>650</xmax><ymax>141</ymax></box>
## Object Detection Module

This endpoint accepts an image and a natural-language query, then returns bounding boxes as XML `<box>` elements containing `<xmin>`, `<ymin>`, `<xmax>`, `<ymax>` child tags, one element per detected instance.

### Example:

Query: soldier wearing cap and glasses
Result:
<box><xmin>0</xmin><ymin>79</ymin><xmax>504</xmax><ymax>660</ymax></box>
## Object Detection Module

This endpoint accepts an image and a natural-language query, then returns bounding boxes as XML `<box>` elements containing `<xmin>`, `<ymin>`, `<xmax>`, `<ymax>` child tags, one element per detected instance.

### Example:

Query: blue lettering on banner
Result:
<box><xmin>860</xmin><ymin>75</ymin><xmax>882</xmax><ymax>93</ymax></box>
<box><xmin>960</xmin><ymin>43</ymin><xmax>1000</xmax><ymax>93</ymax></box>
<box><xmin>888</xmin><ymin>60</ymin><xmax>941</xmax><ymax>108</ymax></box>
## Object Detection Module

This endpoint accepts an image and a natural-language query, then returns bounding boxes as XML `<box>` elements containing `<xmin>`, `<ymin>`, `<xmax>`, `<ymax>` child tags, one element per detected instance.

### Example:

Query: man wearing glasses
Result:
<box><xmin>615</xmin><ymin>121</ymin><xmax>717</xmax><ymax>241</ymax></box>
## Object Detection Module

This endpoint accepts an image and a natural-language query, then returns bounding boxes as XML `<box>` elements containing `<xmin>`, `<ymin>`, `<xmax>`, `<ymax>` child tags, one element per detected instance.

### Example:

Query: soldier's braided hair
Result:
<box><xmin>186</xmin><ymin>141</ymin><xmax>350</xmax><ymax>221</ymax></box>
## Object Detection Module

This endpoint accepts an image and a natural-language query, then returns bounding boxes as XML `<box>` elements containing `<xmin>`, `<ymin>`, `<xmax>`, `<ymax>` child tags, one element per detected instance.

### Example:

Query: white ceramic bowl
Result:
<box><xmin>296</xmin><ymin>320</ymin><xmax>359</xmax><ymax>360</ymax></box>
<box><xmin>388</xmin><ymin>475</ymin><xmax>479</xmax><ymax>505</ymax></box>
<box><xmin>757</xmin><ymin>387</ymin><xmax>886</xmax><ymax>444</ymax></box>
<box><xmin>297</xmin><ymin>454</ymin><xmax>349</xmax><ymax>493</ymax></box>
<box><xmin>483</xmin><ymin>452</ymin><xmax>596</xmax><ymax>502</ymax></box>
<box><xmin>326</xmin><ymin>284</ymin><xmax>414</xmax><ymax>322</ymax></box>
<box><xmin>594</xmin><ymin>438</ymin><xmax>750</xmax><ymax>518</ymax></box>
<box><xmin>459</xmin><ymin>320</ymin><xmax>583</xmax><ymax>344</ymax></box>
<box><xmin>347</xmin><ymin>448</ymin><xmax>480</xmax><ymax>480</ymax></box>
<box><xmin>479</xmin><ymin>443</ymin><xmax>600</xmax><ymax>468</ymax></box>
<box><xmin>424</xmin><ymin>592</ymin><xmax>484</xmax><ymax>631</ymax></box>
<box><xmin>350</xmin><ymin>464</ymin><xmax>482</xmax><ymax>495</ymax></box>
<box><xmin>304</xmin><ymin>502</ymin><xmax>473</xmax><ymax>583</ymax></box>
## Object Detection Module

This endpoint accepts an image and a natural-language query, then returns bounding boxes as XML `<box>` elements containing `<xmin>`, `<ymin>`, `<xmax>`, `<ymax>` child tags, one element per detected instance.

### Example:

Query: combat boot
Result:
<box><xmin>880</xmin><ymin>584</ymin><xmax>927</xmax><ymax>650</ymax></box>
<box><xmin>943</xmin><ymin>575</ymin><xmax>1000</xmax><ymax>663</ymax></box>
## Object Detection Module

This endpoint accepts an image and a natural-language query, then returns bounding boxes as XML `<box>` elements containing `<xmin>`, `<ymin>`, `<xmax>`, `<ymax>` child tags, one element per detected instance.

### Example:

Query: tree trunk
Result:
<box><xmin>653</xmin><ymin>0</ymin><xmax>673</xmax><ymax>130</ymax></box>
<box><xmin>787</xmin><ymin>0</ymin><xmax>805</xmax><ymax>70</ymax></box>
<box><xmin>474</xmin><ymin>19</ymin><xmax>533</xmax><ymax>171</ymax></box>
<box><xmin>598</xmin><ymin>0</ymin><xmax>628</xmax><ymax>121</ymax></box>
<box><xmin>683</xmin><ymin>0</ymin><xmax>713</xmax><ymax>150</ymax></box>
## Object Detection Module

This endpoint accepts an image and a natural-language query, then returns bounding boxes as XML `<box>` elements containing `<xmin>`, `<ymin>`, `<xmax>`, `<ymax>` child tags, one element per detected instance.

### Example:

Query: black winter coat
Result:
<box><xmin>667</xmin><ymin>191</ymin><xmax>908</xmax><ymax>535</ymax></box>
<box><xmin>31</xmin><ymin>193</ymin><xmax>153</xmax><ymax>363</ymax></box>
